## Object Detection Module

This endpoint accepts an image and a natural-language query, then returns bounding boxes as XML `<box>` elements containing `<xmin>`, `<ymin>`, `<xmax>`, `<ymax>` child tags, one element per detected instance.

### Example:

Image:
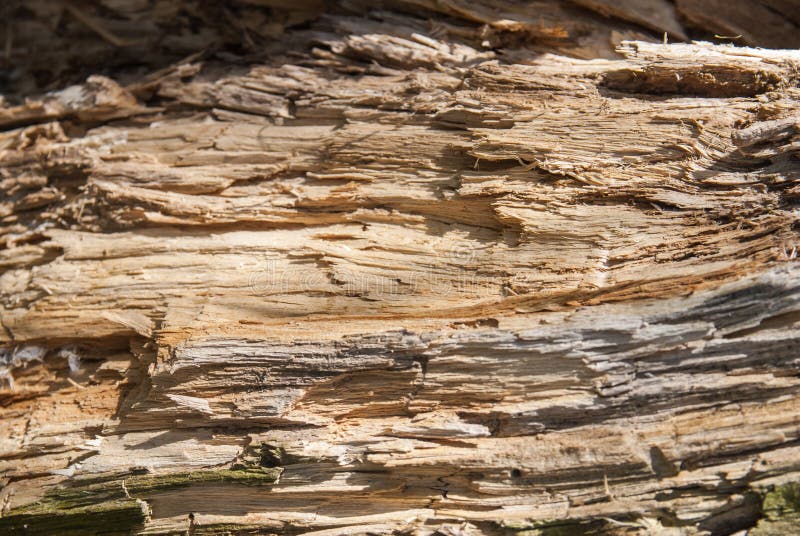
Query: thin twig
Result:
<box><xmin>64</xmin><ymin>2</ymin><xmax>133</xmax><ymax>48</ymax></box>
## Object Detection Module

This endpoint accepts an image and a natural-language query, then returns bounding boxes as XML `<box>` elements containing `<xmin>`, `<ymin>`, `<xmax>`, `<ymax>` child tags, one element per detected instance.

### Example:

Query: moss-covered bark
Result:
<box><xmin>750</xmin><ymin>482</ymin><xmax>800</xmax><ymax>535</ymax></box>
<box><xmin>0</xmin><ymin>467</ymin><xmax>281</xmax><ymax>535</ymax></box>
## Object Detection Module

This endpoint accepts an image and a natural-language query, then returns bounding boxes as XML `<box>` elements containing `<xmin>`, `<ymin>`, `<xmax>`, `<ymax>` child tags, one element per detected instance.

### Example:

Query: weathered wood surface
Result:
<box><xmin>2</xmin><ymin>2</ymin><xmax>800</xmax><ymax>535</ymax></box>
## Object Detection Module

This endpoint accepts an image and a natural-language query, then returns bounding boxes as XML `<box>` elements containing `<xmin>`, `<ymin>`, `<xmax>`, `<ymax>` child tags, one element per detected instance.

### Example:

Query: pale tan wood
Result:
<box><xmin>1</xmin><ymin>2</ymin><xmax>800</xmax><ymax>535</ymax></box>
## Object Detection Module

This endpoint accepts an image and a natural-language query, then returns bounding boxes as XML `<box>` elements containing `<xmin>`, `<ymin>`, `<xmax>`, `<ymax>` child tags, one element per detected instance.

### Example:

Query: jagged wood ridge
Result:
<box><xmin>1</xmin><ymin>2</ymin><xmax>800</xmax><ymax>535</ymax></box>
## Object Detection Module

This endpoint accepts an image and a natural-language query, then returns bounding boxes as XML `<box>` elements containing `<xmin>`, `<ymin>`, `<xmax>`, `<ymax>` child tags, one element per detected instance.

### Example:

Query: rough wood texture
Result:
<box><xmin>2</xmin><ymin>2</ymin><xmax>800</xmax><ymax>535</ymax></box>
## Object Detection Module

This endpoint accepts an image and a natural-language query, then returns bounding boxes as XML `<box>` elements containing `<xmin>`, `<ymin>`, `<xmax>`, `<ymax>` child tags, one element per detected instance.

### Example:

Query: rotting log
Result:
<box><xmin>2</xmin><ymin>1</ymin><xmax>800</xmax><ymax>534</ymax></box>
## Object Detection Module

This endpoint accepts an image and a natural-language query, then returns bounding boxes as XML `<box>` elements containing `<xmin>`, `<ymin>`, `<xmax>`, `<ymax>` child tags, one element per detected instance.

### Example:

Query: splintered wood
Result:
<box><xmin>1</xmin><ymin>2</ymin><xmax>800</xmax><ymax>534</ymax></box>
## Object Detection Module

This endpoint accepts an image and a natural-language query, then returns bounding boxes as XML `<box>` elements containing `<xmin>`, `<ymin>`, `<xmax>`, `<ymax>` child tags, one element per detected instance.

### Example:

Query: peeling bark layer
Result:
<box><xmin>2</xmin><ymin>2</ymin><xmax>800</xmax><ymax>535</ymax></box>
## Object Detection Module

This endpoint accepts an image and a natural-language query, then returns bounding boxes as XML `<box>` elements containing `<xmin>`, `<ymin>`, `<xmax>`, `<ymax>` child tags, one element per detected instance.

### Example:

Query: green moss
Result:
<box><xmin>750</xmin><ymin>482</ymin><xmax>800</xmax><ymax>535</ymax></box>
<box><xmin>0</xmin><ymin>498</ymin><xmax>147</xmax><ymax>535</ymax></box>
<box><xmin>0</xmin><ymin>466</ymin><xmax>281</xmax><ymax>535</ymax></box>
<box><xmin>125</xmin><ymin>467</ymin><xmax>281</xmax><ymax>496</ymax></box>
<box><xmin>762</xmin><ymin>482</ymin><xmax>800</xmax><ymax>514</ymax></box>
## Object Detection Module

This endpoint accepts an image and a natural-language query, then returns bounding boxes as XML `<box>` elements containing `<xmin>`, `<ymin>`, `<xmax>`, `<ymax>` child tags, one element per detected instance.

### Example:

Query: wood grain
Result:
<box><xmin>1</xmin><ymin>2</ymin><xmax>800</xmax><ymax>534</ymax></box>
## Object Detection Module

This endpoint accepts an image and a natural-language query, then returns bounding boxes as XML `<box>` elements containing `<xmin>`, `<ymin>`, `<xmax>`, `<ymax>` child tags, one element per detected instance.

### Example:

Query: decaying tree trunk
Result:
<box><xmin>2</xmin><ymin>1</ymin><xmax>800</xmax><ymax>534</ymax></box>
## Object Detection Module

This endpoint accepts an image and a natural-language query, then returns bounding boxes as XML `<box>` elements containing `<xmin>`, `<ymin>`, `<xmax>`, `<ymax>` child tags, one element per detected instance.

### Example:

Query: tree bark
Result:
<box><xmin>2</xmin><ymin>2</ymin><xmax>800</xmax><ymax>535</ymax></box>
